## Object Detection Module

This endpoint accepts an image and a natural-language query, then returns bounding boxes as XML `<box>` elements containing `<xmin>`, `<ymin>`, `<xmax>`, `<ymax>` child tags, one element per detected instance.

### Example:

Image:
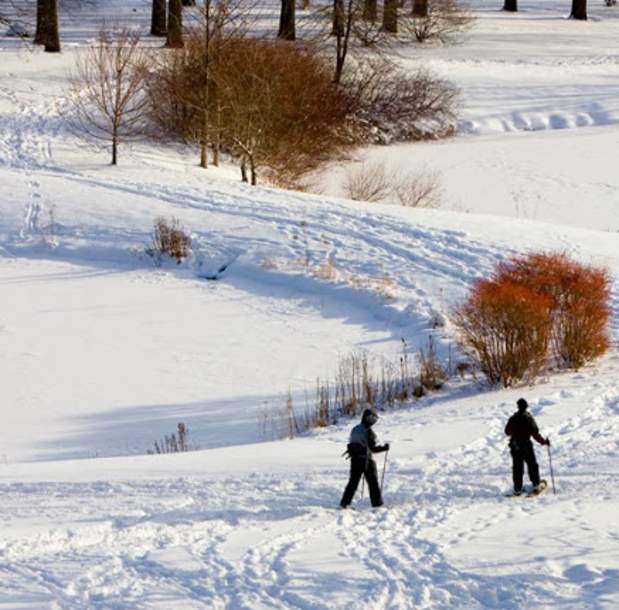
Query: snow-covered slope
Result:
<box><xmin>1</xmin><ymin>1</ymin><xmax>618</xmax><ymax>608</ymax></box>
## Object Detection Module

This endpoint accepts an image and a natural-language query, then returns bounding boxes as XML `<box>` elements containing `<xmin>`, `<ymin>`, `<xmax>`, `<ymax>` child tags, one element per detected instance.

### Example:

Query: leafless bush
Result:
<box><xmin>346</xmin><ymin>62</ymin><xmax>459</xmax><ymax>144</ymax></box>
<box><xmin>394</xmin><ymin>169</ymin><xmax>442</xmax><ymax>208</ymax></box>
<box><xmin>406</xmin><ymin>0</ymin><xmax>475</xmax><ymax>44</ymax></box>
<box><xmin>343</xmin><ymin>161</ymin><xmax>443</xmax><ymax>208</ymax></box>
<box><xmin>151</xmin><ymin>216</ymin><xmax>191</xmax><ymax>264</ymax></box>
<box><xmin>343</xmin><ymin>161</ymin><xmax>393</xmax><ymax>202</ymax></box>
<box><xmin>68</xmin><ymin>27</ymin><xmax>148</xmax><ymax>165</ymax></box>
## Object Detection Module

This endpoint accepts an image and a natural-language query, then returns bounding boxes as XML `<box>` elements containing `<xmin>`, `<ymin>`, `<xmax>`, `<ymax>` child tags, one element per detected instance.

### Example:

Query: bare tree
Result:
<box><xmin>166</xmin><ymin>0</ymin><xmax>183</xmax><ymax>47</ymax></box>
<box><xmin>278</xmin><ymin>0</ymin><xmax>295</xmax><ymax>40</ymax></box>
<box><xmin>148</xmin><ymin>0</ymin><xmax>249</xmax><ymax>168</ymax></box>
<box><xmin>188</xmin><ymin>0</ymin><xmax>249</xmax><ymax>168</ymax></box>
<box><xmin>333</xmin><ymin>0</ymin><xmax>356</xmax><ymax>83</ymax></box>
<box><xmin>333</xmin><ymin>0</ymin><xmax>345</xmax><ymax>35</ymax></box>
<box><xmin>69</xmin><ymin>28</ymin><xmax>148</xmax><ymax>165</ymax></box>
<box><xmin>320</xmin><ymin>1</ymin><xmax>410</xmax><ymax>83</ymax></box>
<box><xmin>407</xmin><ymin>0</ymin><xmax>474</xmax><ymax>43</ymax></box>
<box><xmin>151</xmin><ymin>0</ymin><xmax>167</xmax><ymax>37</ymax></box>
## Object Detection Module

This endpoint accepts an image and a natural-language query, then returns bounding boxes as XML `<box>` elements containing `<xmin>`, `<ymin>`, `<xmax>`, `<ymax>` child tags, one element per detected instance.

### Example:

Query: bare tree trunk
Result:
<box><xmin>36</xmin><ymin>0</ymin><xmax>61</xmax><ymax>52</ymax></box>
<box><xmin>241</xmin><ymin>159</ymin><xmax>248</xmax><ymax>182</ymax></box>
<box><xmin>363</xmin><ymin>0</ymin><xmax>377</xmax><ymax>21</ymax></box>
<box><xmin>166</xmin><ymin>0</ymin><xmax>184</xmax><ymax>48</ymax></box>
<box><xmin>412</xmin><ymin>0</ymin><xmax>428</xmax><ymax>17</ymax></box>
<box><xmin>332</xmin><ymin>0</ymin><xmax>344</xmax><ymax>36</ymax></box>
<box><xmin>151</xmin><ymin>0</ymin><xmax>167</xmax><ymax>36</ymax></box>
<box><xmin>112</xmin><ymin>124</ymin><xmax>118</xmax><ymax>165</ymax></box>
<box><xmin>35</xmin><ymin>0</ymin><xmax>45</xmax><ymax>44</ymax></box>
<box><xmin>250</xmin><ymin>157</ymin><xmax>257</xmax><ymax>185</ymax></box>
<box><xmin>182</xmin><ymin>0</ymin><xmax>196</xmax><ymax>5</ymax></box>
<box><xmin>333</xmin><ymin>0</ymin><xmax>353</xmax><ymax>84</ymax></box>
<box><xmin>200</xmin><ymin>105</ymin><xmax>208</xmax><ymax>168</ymax></box>
<box><xmin>44</xmin><ymin>0</ymin><xmax>60</xmax><ymax>53</ymax></box>
<box><xmin>213</xmin><ymin>89</ymin><xmax>221</xmax><ymax>166</ymax></box>
<box><xmin>278</xmin><ymin>0</ymin><xmax>296</xmax><ymax>40</ymax></box>
<box><xmin>570</xmin><ymin>0</ymin><xmax>587</xmax><ymax>19</ymax></box>
<box><xmin>503</xmin><ymin>0</ymin><xmax>517</xmax><ymax>12</ymax></box>
<box><xmin>382</xmin><ymin>0</ymin><xmax>398</xmax><ymax>33</ymax></box>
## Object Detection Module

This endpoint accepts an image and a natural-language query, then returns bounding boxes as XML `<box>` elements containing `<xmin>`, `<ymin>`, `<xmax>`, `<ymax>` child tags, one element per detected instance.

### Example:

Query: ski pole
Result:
<box><xmin>381</xmin><ymin>448</ymin><xmax>389</xmax><ymax>492</ymax></box>
<box><xmin>547</xmin><ymin>438</ymin><xmax>556</xmax><ymax>495</ymax></box>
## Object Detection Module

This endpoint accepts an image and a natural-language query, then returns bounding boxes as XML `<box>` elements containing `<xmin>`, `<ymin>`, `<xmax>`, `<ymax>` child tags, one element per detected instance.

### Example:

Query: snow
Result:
<box><xmin>0</xmin><ymin>1</ymin><xmax>618</xmax><ymax>608</ymax></box>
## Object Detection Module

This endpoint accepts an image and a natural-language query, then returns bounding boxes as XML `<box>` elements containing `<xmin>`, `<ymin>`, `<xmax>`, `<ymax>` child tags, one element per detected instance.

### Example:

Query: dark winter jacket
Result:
<box><xmin>505</xmin><ymin>411</ymin><xmax>546</xmax><ymax>449</ymax></box>
<box><xmin>347</xmin><ymin>423</ymin><xmax>388</xmax><ymax>459</ymax></box>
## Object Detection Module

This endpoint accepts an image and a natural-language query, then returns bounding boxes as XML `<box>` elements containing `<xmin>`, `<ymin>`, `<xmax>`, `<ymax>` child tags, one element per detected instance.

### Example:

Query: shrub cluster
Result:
<box><xmin>497</xmin><ymin>253</ymin><xmax>611</xmax><ymax>369</ymax></box>
<box><xmin>151</xmin><ymin>216</ymin><xmax>191</xmax><ymax>264</ymax></box>
<box><xmin>147</xmin><ymin>34</ymin><xmax>352</xmax><ymax>186</ymax></box>
<box><xmin>454</xmin><ymin>253</ymin><xmax>610</xmax><ymax>387</ymax></box>
<box><xmin>146</xmin><ymin>35</ymin><xmax>457</xmax><ymax>185</ymax></box>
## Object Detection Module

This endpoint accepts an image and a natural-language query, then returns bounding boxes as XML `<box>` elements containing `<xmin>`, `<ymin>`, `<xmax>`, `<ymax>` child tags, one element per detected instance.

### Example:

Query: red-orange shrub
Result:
<box><xmin>497</xmin><ymin>253</ymin><xmax>610</xmax><ymax>369</ymax></box>
<box><xmin>454</xmin><ymin>279</ymin><xmax>552</xmax><ymax>387</ymax></box>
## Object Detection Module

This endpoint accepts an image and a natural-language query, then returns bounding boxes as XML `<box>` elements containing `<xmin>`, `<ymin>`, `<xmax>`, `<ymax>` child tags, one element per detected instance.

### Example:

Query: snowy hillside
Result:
<box><xmin>1</xmin><ymin>1</ymin><xmax>618</xmax><ymax>609</ymax></box>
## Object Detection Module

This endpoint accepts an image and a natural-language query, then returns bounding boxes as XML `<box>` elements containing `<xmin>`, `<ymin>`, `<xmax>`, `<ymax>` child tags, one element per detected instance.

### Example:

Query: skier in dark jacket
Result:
<box><xmin>340</xmin><ymin>408</ymin><xmax>389</xmax><ymax>508</ymax></box>
<box><xmin>505</xmin><ymin>398</ymin><xmax>549</xmax><ymax>496</ymax></box>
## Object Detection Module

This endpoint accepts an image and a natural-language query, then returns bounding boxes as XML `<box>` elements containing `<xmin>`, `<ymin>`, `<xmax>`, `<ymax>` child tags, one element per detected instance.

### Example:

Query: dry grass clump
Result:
<box><xmin>151</xmin><ymin>216</ymin><xmax>191</xmax><ymax>263</ymax></box>
<box><xmin>260</xmin><ymin>339</ymin><xmax>449</xmax><ymax>440</ymax></box>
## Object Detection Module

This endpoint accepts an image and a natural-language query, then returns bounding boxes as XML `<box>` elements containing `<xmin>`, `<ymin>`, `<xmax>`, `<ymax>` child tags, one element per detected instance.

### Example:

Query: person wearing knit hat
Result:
<box><xmin>505</xmin><ymin>398</ymin><xmax>550</xmax><ymax>496</ymax></box>
<box><xmin>340</xmin><ymin>409</ymin><xmax>389</xmax><ymax>509</ymax></box>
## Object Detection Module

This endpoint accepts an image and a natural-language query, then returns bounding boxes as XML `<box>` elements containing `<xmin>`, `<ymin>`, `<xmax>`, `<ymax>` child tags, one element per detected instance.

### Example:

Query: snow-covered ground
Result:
<box><xmin>1</xmin><ymin>1</ymin><xmax>618</xmax><ymax>608</ymax></box>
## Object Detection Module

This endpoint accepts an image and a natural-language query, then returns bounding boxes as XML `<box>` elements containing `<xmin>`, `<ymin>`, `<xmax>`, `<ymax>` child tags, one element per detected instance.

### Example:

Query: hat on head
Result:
<box><xmin>361</xmin><ymin>408</ymin><xmax>379</xmax><ymax>427</ymax></box>
<box><xmin>517</xmin><ymin>398</ymin><xmax>528</xmax><ymax>411</ymax></box>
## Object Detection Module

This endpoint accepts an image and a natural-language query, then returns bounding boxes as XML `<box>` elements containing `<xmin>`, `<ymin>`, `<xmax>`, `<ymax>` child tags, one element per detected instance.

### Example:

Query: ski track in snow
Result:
<box><xmin>1</xmin><ymin>366</ymin><xmax>618</xmax><ymax>609</ymax></box>
<box><xmin>1</xmin><ymin>2</ymin><xmax>619</xmax><ymax>608</ymax></box>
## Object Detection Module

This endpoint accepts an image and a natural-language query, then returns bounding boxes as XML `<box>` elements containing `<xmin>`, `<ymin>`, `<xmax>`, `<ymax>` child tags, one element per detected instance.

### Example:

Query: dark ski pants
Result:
<box><xmin>511</xmin><ymin>442</ymin><xmax>540</xmax><ymax>491</ymax></box>
<box><xmin>340</xmin><ymin>455</ymin><xmax>383</xmax><ymax>508</ymax></box>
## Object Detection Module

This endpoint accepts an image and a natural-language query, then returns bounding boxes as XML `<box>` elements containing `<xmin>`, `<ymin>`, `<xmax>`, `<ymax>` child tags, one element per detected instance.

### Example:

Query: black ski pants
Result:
<box><xmin>340</xmin><ymin>455</ymin><xmax>383</xmax><ymax>507</ymax></box>
<box><xmin>511</xmin><ymin>441</ymin><xmax>540</xmax><ymax>491</ymax></box>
